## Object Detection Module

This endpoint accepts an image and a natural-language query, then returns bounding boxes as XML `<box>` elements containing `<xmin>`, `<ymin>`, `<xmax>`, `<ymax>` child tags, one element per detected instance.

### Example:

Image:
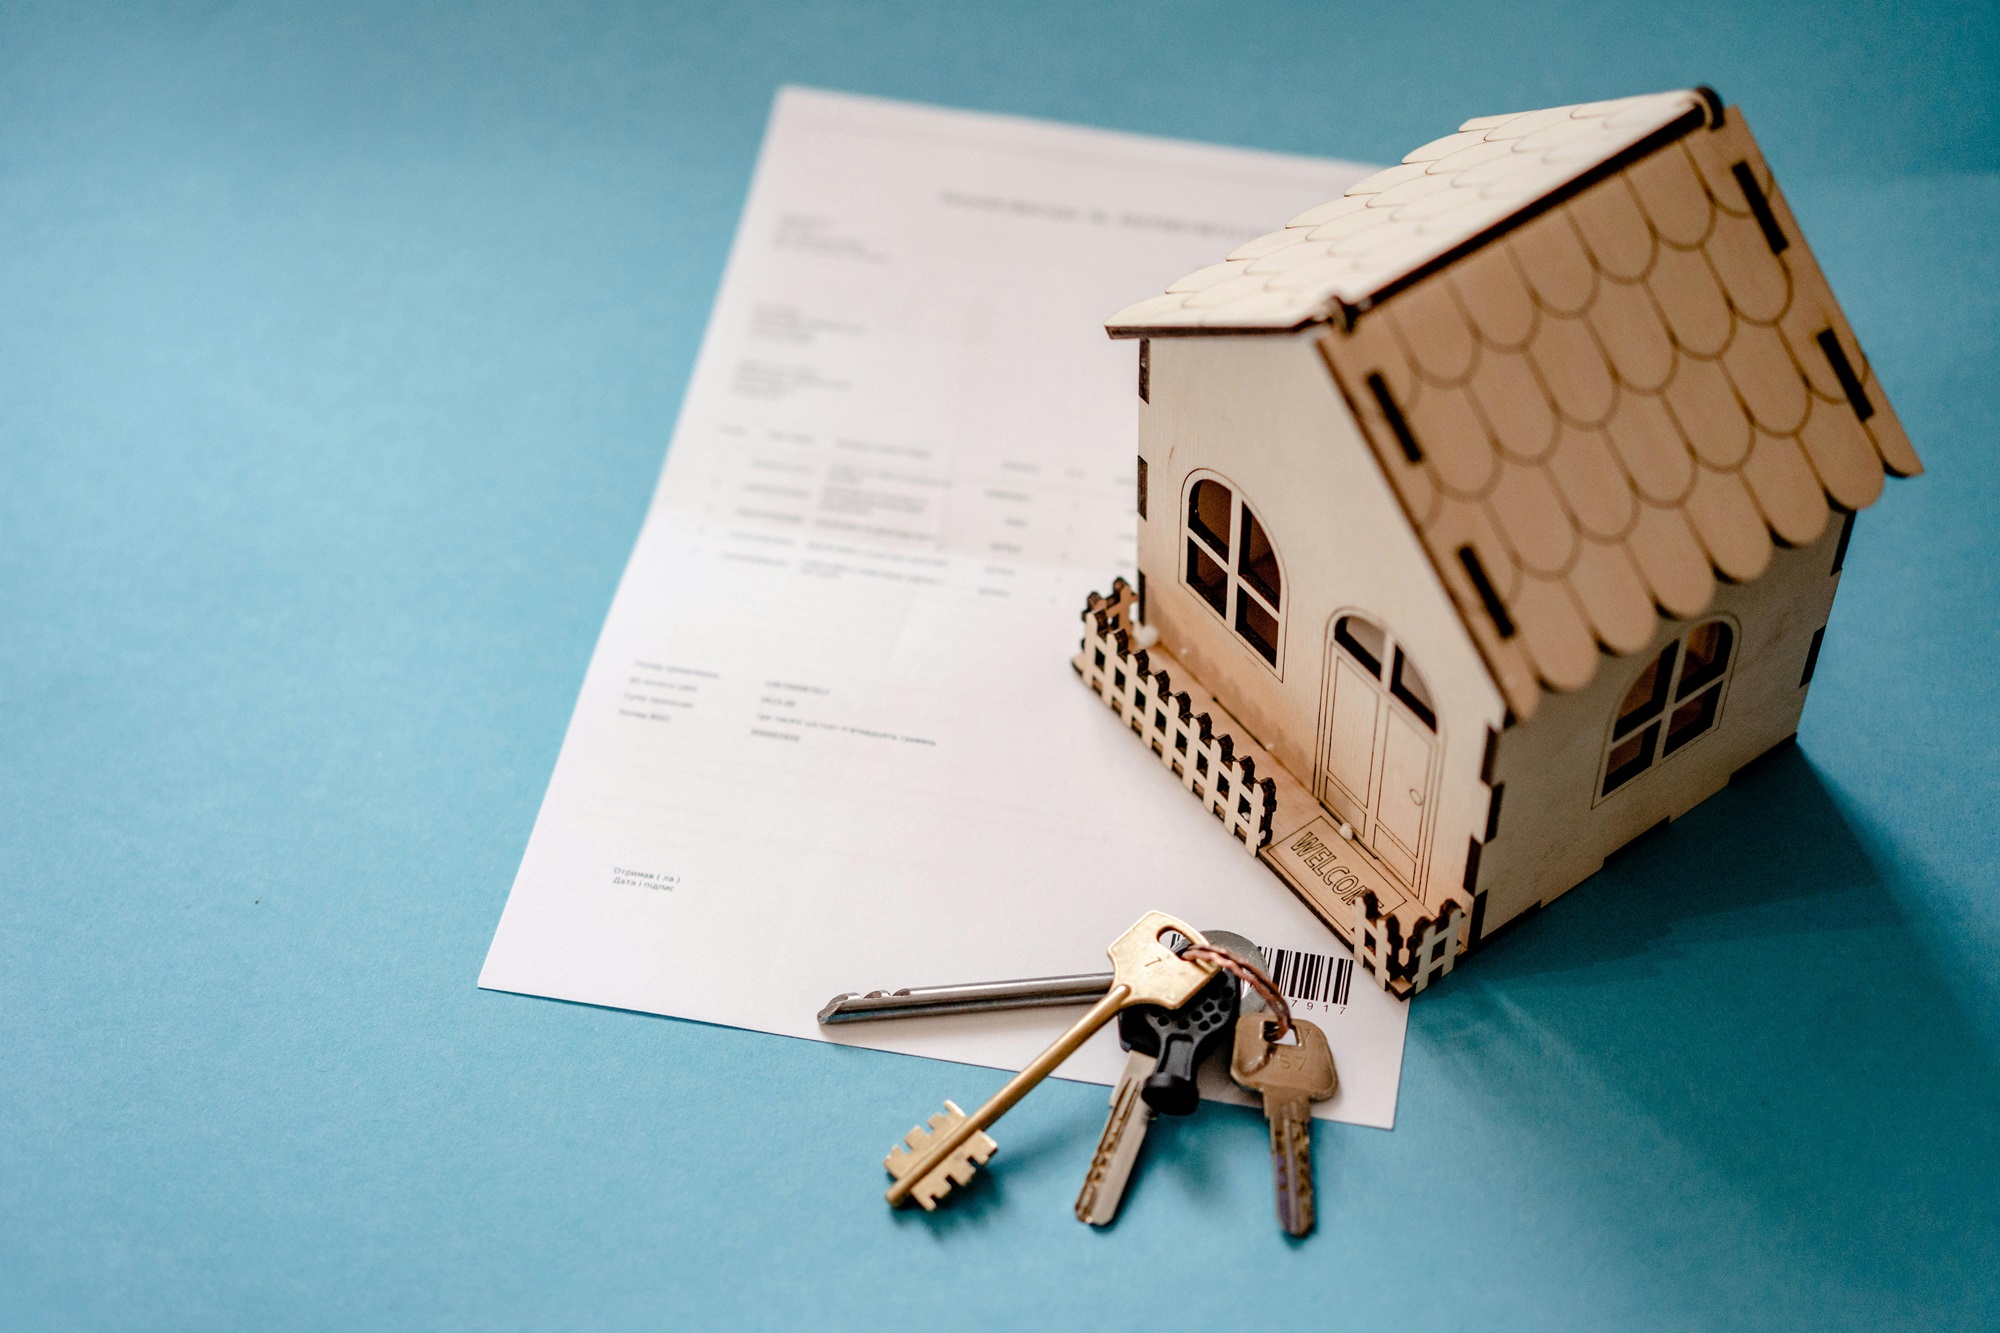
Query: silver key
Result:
<box><xmin>1229</xmin><ymin>1012</ymin><xmax>1338</xmax><ymax>1237</ymax></box>
<box><xmin>1074</xmin><ymin>1049</ymin><xmax>1156</xmax><ymax>1225</ymax></box>
<box><xmin>818</xmin><ymin>972</ymin><xmax>1111</xmax><ymax>1024</ymax></box>
<box><xmin>1071</xmin><ymin>930</ymin><xmax>1260</xmax><ymax>1227</ymax></box>
<box><xmin>818</xmin><ymin>929</ymin><xmax>1261</xmax><ymax>1025</ymax></box>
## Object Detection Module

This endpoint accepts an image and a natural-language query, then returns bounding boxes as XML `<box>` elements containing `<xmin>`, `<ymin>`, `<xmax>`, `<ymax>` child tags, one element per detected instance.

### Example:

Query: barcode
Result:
<box><xmin>1260</xmin><ymin>946</ymin><xmax>1354</xmax><ymax>1008</ymax></box>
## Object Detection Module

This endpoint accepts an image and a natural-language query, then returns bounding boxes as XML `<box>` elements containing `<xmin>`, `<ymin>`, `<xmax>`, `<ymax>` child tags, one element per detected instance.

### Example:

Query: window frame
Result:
<box><xmin>1180</xmin><ymin>471</ymin><xmax>1286</xmax><ymax>675</ymax></box>
<box><xmin>1594</xmin><ymin>617</ymin><xmax>1738</xmax><ymax>804</ymax></box>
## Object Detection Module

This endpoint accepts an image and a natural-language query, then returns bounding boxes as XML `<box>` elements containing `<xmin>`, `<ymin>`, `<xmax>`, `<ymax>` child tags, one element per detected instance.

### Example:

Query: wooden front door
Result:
<box><xmin>1317</xmin><ymin>614</ymin><xmax>1439</xmax><ymax>889</ymax></box>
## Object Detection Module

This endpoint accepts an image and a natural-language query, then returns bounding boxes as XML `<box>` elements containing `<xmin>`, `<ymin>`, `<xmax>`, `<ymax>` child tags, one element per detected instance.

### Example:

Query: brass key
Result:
<box><xmin>1230</xmin><ymin>1012</ymin><xmax>1338</xmax><ymax>1237</ymax></box>
<box><xmin>884</xmin><ymin>911</ymin><xmax>1217</xmax><ymax>1210</ymax></box>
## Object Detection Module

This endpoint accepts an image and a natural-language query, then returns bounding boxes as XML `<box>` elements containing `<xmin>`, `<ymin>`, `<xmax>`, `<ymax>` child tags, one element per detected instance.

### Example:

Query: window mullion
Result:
<box><xmin>1226</xmin><ymin>499</ymin><xmax>1244</xmax><ymax>624</ymax></box>
<box><xmin>1656</xmin><ymin>637</ymin><xmax>1686</xmax><ymax>761</ymax></box>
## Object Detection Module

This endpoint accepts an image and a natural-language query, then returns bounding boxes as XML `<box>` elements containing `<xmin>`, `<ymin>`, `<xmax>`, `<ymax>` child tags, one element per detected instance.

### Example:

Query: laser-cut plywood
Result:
<box><xmin>1074</xmin><ymin>579</ymin><xmax>1278</xmax><ymax>854</ymax></box>
<box><xmin>1086</xmin><ymin>88</ymin><xmax>1921</xmax><ymax>997</ymax></box>
<box><xmin>1073</xmin><ymin>580</ymin><xmax>1467</xmax><ymax>997</ymax></box>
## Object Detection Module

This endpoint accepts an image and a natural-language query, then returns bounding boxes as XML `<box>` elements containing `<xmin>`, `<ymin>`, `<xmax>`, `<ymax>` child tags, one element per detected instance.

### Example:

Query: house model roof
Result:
<box><xmin>1109</xmin><ymin>90</ymin><xmax>1922</xmax><ymax>720</ymax></box>
<box><xmin>1106</xmin><ymin>90</ymin><xmax>1715</xmax><ymax>336</ymax></box>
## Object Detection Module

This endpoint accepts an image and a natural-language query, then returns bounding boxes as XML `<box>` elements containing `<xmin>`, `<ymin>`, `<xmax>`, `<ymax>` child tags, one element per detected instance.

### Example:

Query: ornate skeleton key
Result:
<box><xmin>1230</xmin><ymin>1012</ymin><xmax>1338</xmax><ymax>1237</ymax></box>
<box><xmin>884</xmin><ymin>911</ymin><xmax>1217</xmax><ymax>1210</ymax></box>
<box><xmin>883</xmin><ymin>1101</ymin><xmax>996</xmax><ymax>1212</ymax></box>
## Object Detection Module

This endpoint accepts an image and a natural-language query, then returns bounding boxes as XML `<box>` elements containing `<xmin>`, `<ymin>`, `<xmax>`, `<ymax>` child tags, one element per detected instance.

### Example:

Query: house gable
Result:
<box><xmin>1136</xmin><ymin>332</ymin><xmax>1505</xmax><ymax>916</ymax></box>
<box><xmin>1471</xmin><ymin>518</ymin><xmax>1846</xmax><ymax>941</ymax></box>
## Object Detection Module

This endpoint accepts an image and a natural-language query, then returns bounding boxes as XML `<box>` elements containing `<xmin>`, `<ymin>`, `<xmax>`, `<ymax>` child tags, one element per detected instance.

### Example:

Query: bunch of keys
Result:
<box><xmin>826</xmin><ymin>912</ymin><xmax>1340</xmax><ymax>1235</ymax></box>
<box><xmin>1074</xmin><ymin>957</ymin><xmax>1241</xmax><ymax>1225</ymax></box>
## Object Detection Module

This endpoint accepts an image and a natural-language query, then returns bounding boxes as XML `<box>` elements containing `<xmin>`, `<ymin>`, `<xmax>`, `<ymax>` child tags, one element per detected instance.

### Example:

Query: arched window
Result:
<box><xmin>1183</xmin><ymin>474</ymin><xmax>1283</xmax><ymax>668</ymax></box>
<box><xmin>1334</xmin><ymin>615</ymin><xmax>1437</xmax><ymax>731</ymax></box>
<box><xmin>1600</xmin><ymin>619</ymin><xmax>1735</xmax><ymax>798</ymax></box>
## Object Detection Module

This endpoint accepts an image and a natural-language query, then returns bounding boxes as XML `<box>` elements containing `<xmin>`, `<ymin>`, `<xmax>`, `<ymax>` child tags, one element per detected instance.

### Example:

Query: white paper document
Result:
<box><xmin>480</xmin><ymin>87</ymin><xmax>1410</xmax><ymax>1126</ymax></box>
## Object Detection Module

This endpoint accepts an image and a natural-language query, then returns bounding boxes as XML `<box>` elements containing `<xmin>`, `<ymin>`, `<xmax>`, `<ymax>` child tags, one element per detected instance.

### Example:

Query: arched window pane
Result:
<box><xmin>1186</xmin><ymin>540</ymin><xmax>1227</xmax><ymax>615</ymax></box>
<box><xmin>1181</xmin><ymin>473</ymin><xmax>1283</xmax><ymax>672</ymax></box>
<box><xmin>1390</xmin><ymin>648</ymin><xmax>1437</xmax><ymax>731</ymax></box>
<box><xmin>1236</xmin><ymin>595</ymin><xmax>1279</xmax><ymax>665</ymax></box>
<box><xmin>1603</xmin><ymin>723</ymin><xmax>1659</xmax><ymax>795</ymax></box>
<box><xmin>1677</xmin><ymin>621</ymin><xmax>1733</xmax><ymax>699</ymax></box>
<box><xmin>1238</xmin><ymin>509</ymin><xmax>1281</xmax><ymax>607</ymax></box>
<box><xmin>1614</xmin><ymin>643</ymin><xmax>1675</xmax><ymax>738</ymax></box>
<box><xmin>1188</xmin><ymin>479</ymin><xmax>1232</xmax><ymax>558</ymax></box>
<box><xmin>1600</xmin><ymin>619</ymin><xmax>1735</xmax><ymax>798</ymax></box>
<box><xmin>1664</xmin><ymin>690</ymin><xmax>1721</xmax><ymax>755</ymax></box>
<box><xmin>1334</xmin><ymin>615</ymin><xmax>1384</xmax><ymax>678</ymax></box>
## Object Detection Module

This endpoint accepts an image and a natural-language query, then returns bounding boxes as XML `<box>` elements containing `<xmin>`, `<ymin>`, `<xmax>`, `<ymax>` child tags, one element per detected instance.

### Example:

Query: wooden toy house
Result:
<box><xmin>1073</xmin><ymin>89</ymin><xmax>1921</xmax><ymax>998</ymax></box>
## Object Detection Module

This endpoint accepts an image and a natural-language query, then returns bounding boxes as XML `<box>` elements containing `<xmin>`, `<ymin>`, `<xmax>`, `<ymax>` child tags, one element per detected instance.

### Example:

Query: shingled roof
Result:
<box><xmin>1106</xmin><ymin>90</ymin><xmax>1716</xmax><ymax>336</ymax></box>
<box><xmin>1110</xmin><ymin>91</ymin><xmax>1921</xmax><ymax>721</ymax></box>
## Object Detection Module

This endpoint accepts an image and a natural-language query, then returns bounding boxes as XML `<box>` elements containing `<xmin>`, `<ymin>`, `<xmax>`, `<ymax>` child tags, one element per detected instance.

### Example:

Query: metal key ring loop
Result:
<box><xmin>1178</xmin><ymin>943</ymin><xmax>1292</xmax><ymax>1057</ymax></box>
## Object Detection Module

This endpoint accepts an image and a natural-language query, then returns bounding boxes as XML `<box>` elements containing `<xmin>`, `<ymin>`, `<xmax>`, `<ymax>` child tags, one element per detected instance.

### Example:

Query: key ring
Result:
<box><xmin>1178</xmin><ymin>943</ymin><xmax>1292</xmax><ymax>1058</ymax></box>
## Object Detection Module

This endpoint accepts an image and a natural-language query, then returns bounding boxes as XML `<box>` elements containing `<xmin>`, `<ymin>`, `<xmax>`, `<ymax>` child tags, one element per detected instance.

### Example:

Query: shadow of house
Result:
<box><xmin>1410</xmin><ymin>743</ymin><xmax>1999</xmax><ymax>1322</ymax></box>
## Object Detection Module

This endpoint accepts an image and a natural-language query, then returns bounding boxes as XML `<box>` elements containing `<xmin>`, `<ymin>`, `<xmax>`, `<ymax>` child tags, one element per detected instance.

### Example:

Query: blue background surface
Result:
<box><xmin>3</xmin><ymin>3</ymin><xmax>1996</xmax><ymax>1328</ymax></box>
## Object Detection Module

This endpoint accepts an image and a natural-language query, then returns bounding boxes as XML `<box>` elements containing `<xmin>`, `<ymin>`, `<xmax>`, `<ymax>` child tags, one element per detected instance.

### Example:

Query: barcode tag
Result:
<box><xmin>1259</xmin><ymin>945</ymin><xmax>1354</xmax><ymax>1009</ymax></box>
<box><xmin>1164</xmin><ymin>933</ymin><xmax>1355</xmax><ymax>1011</ymax></box>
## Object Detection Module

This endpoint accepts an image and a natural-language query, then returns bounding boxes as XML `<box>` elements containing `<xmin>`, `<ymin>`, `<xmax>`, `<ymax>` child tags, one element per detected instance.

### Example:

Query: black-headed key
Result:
<box><xmin>1123</xmin><ymin>963</ymin><xmax>1241</xmax><ymax>1115</ymax></box>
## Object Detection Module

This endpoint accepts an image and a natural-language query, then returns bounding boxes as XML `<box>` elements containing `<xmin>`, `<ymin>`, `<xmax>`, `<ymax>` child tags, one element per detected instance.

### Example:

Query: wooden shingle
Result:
<box><xmin>1567</xmin><ymin>534</ymin><xmax>1658</xmax><ymax>655</ymax></box>
<box><xmin>1626</xmin><ymin>500</ymin><xmax>1716</xmax><ymax>620</ymax></box>
<box><xmin>1741</xmin><ymin>428</ymin><xmax>1832</xmax><ymax>547</ymax></box>
<box><xmin>1547</xmin><ymin>422</ymin><xmax>1638</xmax><ymax>542</ymax></box>
<box><xmin>1586</xmin><ymin>277</ymin><xmax>1675</xmax><ymax>392</ymax></box>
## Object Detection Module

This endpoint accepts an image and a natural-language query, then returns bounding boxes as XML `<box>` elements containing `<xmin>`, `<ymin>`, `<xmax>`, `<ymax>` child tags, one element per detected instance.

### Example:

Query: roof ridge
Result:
<box><xmin>1106</xmin><ymin>89</ymin><xmax>1714</xmax><ymax>339</ymax></box>
<box><xmin>1334</xmin><ymin>97</ymin><xmax>1713</xmax><ymax>328</ymax></box>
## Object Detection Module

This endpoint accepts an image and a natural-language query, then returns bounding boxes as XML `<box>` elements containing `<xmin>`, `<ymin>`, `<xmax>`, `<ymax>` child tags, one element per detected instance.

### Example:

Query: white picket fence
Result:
<box><xmin>1355</xmin><ymin>890</ymin><xmax>1467</xmax><ymax>996</ymax></box>
<box><xmin>1268</xmin><ymin>816</ymin><xmax>1468</xmax><ymax>997</ymax></box>
<box><xmin>1073</xmin><ymin>580</ymin><xmax>1276</xmax><ymax>853</ymax></box>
